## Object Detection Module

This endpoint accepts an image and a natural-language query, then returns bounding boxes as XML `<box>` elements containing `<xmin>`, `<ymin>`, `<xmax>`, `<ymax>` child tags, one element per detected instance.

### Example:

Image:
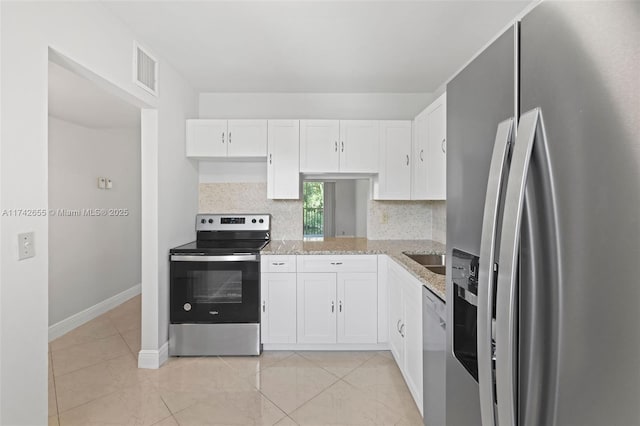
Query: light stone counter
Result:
<box><xmin>262</xmin><ymin>238</ymin><xmax>446</xmax><ymax>301</ymax></box>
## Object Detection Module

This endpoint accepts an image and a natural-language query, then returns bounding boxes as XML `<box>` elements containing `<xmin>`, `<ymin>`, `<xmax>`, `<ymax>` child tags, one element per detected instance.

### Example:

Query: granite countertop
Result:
<box><xmin>263</xmin><ymin>238</ymin><xmax>446</xmax><ymax>301</ymax></box>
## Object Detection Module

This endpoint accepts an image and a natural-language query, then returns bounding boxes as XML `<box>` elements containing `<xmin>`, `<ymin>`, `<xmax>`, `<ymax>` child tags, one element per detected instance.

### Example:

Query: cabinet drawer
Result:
<box><xmin>261</xmin><ymin>255</ymin><xmax>296</xmax><ymax>273</ymax></box>
<box><xmin>297</xmin><ymin>255</ymin><xmax>377</xmax><ymax>273</ymax></box>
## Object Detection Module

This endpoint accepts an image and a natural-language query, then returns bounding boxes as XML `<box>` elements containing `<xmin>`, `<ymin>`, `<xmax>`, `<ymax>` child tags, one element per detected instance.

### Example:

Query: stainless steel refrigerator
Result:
<box><xmin>445</xmin><ymin>2</ymin><xmax>640</xmax><ymax>426</ymax></box>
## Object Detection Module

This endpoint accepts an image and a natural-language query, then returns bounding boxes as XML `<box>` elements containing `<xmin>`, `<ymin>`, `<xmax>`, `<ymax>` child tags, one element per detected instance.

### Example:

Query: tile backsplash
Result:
<box><xmin>199</xmin><ymin>183</ymin><xmax>303</xmax><ymax>240</ymax></box>
<box><xmin>199</xmin><ymin>182</ymin><xmax>446</xmax><ymax>243</ymax></box>
<box><xmin>431</xmin><ymin>201</ymin><xmax>446</xmax><ymax>243</ymax></box>
<box><xmin>367</xmin><ymin>200</ymin><xmax>433</xmax><ymax>240</ymax></box>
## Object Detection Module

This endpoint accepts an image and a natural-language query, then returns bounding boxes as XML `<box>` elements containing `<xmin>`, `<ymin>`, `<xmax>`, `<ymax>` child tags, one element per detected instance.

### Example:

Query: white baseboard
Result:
<box><xmin>263</xmin><ymin>343</ymin><xmax>389</xmax><ymax>351</ymax></box>
<box><xmin>48</xmin><ymin>284</ymin><xmax>141</xmax><ymax>342</ymax></box>
<box><xmin>138</xmin><ymin>341</ymin><xmax>169</xmax><ymax>369</ymax></box>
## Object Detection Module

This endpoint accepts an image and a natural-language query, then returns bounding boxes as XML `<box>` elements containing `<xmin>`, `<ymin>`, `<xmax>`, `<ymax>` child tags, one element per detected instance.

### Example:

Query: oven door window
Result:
<box><xmin>190</xmin><ymin>270</ymin><xmax>243</xmax><ymax>304</ymax></box>
<box><xmin>170</xmin><ymin>259</ymin><xmax>260</xmax><ymax>324</ymax></box>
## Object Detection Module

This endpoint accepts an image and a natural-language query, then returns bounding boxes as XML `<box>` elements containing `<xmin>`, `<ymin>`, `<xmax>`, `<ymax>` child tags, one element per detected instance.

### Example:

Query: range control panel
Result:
<box><xmin>196</xmin><ymin>214</ymin><xmax>270</xmax><ymax>231</ymax></box>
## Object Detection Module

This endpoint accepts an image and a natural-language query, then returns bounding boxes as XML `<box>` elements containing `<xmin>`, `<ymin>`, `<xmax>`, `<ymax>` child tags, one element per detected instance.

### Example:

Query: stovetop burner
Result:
<box><xmin>170</xmin><ymin>213</ymin><xmax>271</xmax><ymax>255</ymax></box>
<box><xmin>170</xmin><ymin>239</ymin><xmax>270</xmax><ymax>254</ymax></box>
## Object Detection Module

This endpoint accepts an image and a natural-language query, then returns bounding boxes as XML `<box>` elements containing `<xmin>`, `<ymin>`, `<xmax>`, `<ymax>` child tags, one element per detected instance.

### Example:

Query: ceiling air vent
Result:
<box><xmin>134</xmin><ymin>42</ymin><xmax>158</xmax><ymax>96</ymax></box>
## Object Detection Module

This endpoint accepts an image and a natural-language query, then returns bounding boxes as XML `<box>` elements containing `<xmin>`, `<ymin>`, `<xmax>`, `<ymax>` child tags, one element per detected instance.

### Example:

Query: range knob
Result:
<box><xmin>208</xmin><ymin>219</ymin><xmax>214</xmax><ymax>224</ymax></box>
<box><xmin>252</xmin><ymin>219</ymin><xmax>257</xmax><ymax>223</ymax></box>
<box><xmin>200</xmin><ymin>219</ymin><xmax>206</xmax><ymax>224</ymax></box>
<box><xmin>259</xmin><ymin>219</ymin><xmax>264</xmax><ymax>223</ymax></box>
<box><xmin>183</xmin><ymin>303</ymin><xmax>192</xmax><ymax>312</ymax></box>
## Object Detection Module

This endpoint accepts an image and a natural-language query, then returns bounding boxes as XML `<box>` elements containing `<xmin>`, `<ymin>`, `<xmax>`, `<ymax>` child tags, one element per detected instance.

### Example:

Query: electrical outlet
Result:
<box><xmin>98</xmin><ymin>177</ymin><xmax>106</xmax><ymax>189</ymax></box>
<box><xmin>381</xmin><ymin>212</ymin><xmax>389</xmax><ymax>224</ymax></box>
<box><xmin>106</xmin><ymin>178</ymin><xmax>113</xmax><ymax>189</ymax></box>
<box><xmin>18</xmin><ymin>232</ymin><xmax>35</xmax><ymax>260</ymax></box>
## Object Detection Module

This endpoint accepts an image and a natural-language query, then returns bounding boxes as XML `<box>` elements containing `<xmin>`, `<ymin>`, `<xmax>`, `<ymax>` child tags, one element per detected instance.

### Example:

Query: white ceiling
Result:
<box><xmin>48</xmin><ymin>61</ymin><xmax>140</xmax><ymax>128</ymax></box>
<box><xmin>102</xmin><ymin>1</ymin><xmax>532</xmax><ymax>93</ymax></box>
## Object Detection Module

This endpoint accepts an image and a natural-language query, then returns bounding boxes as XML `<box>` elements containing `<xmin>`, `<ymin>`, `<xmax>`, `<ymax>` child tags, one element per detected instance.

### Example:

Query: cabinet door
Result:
<box><xmin>337</xmin><ymin>273</ymin><xmax>377</xmax><ymax>344</ymax></box>
<box><xmin>186</xmin><ymin>119</ymin><xmax>227</xmax><ymax>157</ymax></box>
<box><xmin>267</xmin><ymin>120</ymin><xmax>300</xmax><ymax>199</ymax></box>
<box><xmin>411</xmin><ymin>109</ymin><xmax>429</xmax><ymax>200</ymax></box>
<box><xmin>339</xmin><ymin>120</ymin><xmax>379</xmax><ymax>173</ymax></box>
<box><xmin>425</xmin><ymin>93</ymin><xmax>446</xmax><ymax>199</ymax></box>
<box><xmin>375</xmin><ymin>121</ymin><xmax>412</xmax><ymax>200</ymax></box>
<box><xmin>387</xmin><ymin>265</ymin><xmax>405</xmax><ymax>368</ymax></box>
<box><xmin>300</xmin><ymin>120</ymin><xmax>340</xmax><ymax>173</ymax></box>
<box><xmin>404</xmin><ymin>296</ymin><xmax>423</xmax><ymax>412</ymax></box>
<box><xmin>296</xmin><ymin>273</ymin><xmax>337</xmax><ymax>344</ymax></box>
<box><xmin>227</xmin><ymin>120</ymin><xmax>267</xmax><ymax>157</ymax></box>
<box><xmin>261</xmin><ymin>273</ymin><xmax>297</xmax><ymax>344</ymax></box>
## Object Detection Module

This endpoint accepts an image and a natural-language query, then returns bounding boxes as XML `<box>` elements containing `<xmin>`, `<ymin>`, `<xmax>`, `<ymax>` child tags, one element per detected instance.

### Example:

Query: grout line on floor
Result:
<box><xmin>51</xmin><ymin>334</ymin><xmax>132</xmax><ymax>379</ymax></box>
<box><xmin>285</xmin><ymin>377</ymin><xmax>345</xmax><ymax>421</ymax></box>
<box><xmin>294</xmin><ymin>351</ymin><xmax>374</xmax><ymax>380</ymax></box>
<box><xmin>49</xmin><ymin>350</ymin><xmax>61</xmax><ymax>419</ymax></box>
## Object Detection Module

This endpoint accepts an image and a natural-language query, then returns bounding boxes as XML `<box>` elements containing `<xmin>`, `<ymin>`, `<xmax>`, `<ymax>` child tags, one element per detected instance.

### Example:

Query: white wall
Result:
<box><xmin>355</xmin><ymin>180</ymin><xmax>369</xmax><ymax>237</ymax></box>
<box><xmin>48</xmin><ymin>117</ymin><xmax>141</xmax><ymax>325</ymax></box>
<box><xmin>334</xmin><ymin>180</ymin><xmax>356</xmax><ymax>237</ymax></box>
<box><xmin>199</xmin><ymin>92</ymin><xmax>434</xmax><ymax>120</ymax></box>
<box><xmin>0</xmin><ymin>3</ymin><xmax>197</xmax><ymax>424</ymax></box>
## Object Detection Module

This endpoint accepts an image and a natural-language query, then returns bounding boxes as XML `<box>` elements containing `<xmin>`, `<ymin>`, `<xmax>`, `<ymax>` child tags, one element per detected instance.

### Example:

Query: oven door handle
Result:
<box><xmin>170</xmin><ymin>254</ymin><xmax>258</xmax><ymax>262</ymax></box>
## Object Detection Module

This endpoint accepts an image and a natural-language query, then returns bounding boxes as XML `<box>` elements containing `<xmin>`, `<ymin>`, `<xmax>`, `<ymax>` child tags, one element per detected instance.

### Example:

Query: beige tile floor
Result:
<box><xmin>49</xmin><ymin>295</ymin><xmax>423</xmax><ymax>425</ymax></box>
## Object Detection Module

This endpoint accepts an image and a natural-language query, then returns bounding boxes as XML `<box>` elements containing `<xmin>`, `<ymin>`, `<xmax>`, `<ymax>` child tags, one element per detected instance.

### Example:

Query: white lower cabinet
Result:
<box><xmin>297</xmin><ymin>272</ymin><xmax>378</xmax><ymax>344</ymax></box>
<box><xmin>337</xmin><ymin>273</ymin><xmax>378</xmax><ymax>343</ymax></box>
<box><xmin>387</xmin><ymin>259</ymin><xmax>424</xmax><ymax>415</ymax></box>
<box><xmin>260</xmin><ymin>272</ymin><xmax>297</xmax><ymax>344</ymax></box>
<box><xmin>297</xmin><ymin>273</ymin><xmax>338</xmax><ymax>344</ymax></box>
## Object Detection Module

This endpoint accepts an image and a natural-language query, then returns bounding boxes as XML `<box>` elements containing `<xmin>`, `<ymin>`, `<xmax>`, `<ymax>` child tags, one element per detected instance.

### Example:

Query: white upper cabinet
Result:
<box><xmin>186</xmin><ymin>119</ymin><xmax>227</xmax><ymax>157</ymax></box>
<box><xmin>339</xmin><ymin>120</ymin><xmax>380</xmax><ymax>173</ymax></box>
<box><xmin>374</xmin><ymin>120</ymin><xmax>412</xmax><ymax>200</ymax></box>
<box><xmin>300</xmin><ymin>120</ymin><xmax>340</xmax><ymax>173</ymax></box>
<box><xmin>411</xmin><ymin>109</ymin><xmax>429</xmax><ymax>200</ymax></box>
<box><xmin>227</xmin><ymin>120</ymin><xmax>268</xmax><ymax>157</ymax></box>
<box><xmin>267</xmin><ymin>120</ymin><xmax>300</xmax><ymax>199</ymax></box>
<box><xmin>411</xmin><ymin>93</ymin><xmax>447</xmax><ymax>200</ymax></box>
<box><xmin>186</xmin><ymin>119</ymin><xmax>267</xmax><ymax>158</ymax></box>
<box><xmin>300</xmin><ymin>120</ymin><xmax>379</xmax><ymax>173</ymax></box>
<box><xmin>425</xmin><ymin>93</ymin><xmax>446</xmax><ymax>199</ymax></box>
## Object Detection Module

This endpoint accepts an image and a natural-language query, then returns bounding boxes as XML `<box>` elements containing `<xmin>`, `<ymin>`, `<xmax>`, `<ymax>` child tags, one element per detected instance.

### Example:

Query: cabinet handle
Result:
<box><xmin>341</xmin><ymin>141</ymin><xmax>344</xmax><ymax>152</ymax></box>
<box><xmin>221</xmin><ymin>132</ymin><xmax>225</xmax><ymax>143</ymax></box>
<box><xmin>400</xmin><ymin>323</ymin><xmax>406</xmax><ymax>338</ymax></box>
<box><xmin>335</xmin><ymin>262</ymin><xmax>342</xmax><ymax>265</ymax></box>
<box><xmin>272</xmin><ymin>262</ymin><xmax>285</xmax><ymax>266</ymax></box>
<box><xmin>441</xmin><ymin>138</ymin><xmax>446</xmax><ymax>153</ymax></box>
<box><xmin>331</xmin><ymin>301</ymin><xmax>335</xmax><ymax>313</ymax></box>
<box><xmin>335</xmin><ymin>141</ymin><xmax>338</xmax><ymax>152</ymax></box>
<box><xmin>269</xmin><ymin>153</ymin><xmax>272</xmax><ymax>165</ymax></box>
<box><xmin>229</xmin><ymin>132</ymin><xmax>232</xmax><ymax>143</ymax></box>
<box><xmin>420</xmin><ymin>149</ymin><xmax>424</xmax><ymax>162</ymax></box>
<box><xmin>339</xmin><ymin>301</ymin><xmax>343</xmax><ymax>312</ymax></box>
<box><xmin>262</xmin><ymin>301</ymin><xmax>266</xmax><ymax>313</ymax></box>
<box><xmin>397</xmin><ymin>319</ymin><xmax>402</xmax><ymax>332</ymax></box>
<box><xmin>406</xmin><ymin>154</ymin><xmax>410</xmax><ymax>166</ymax></box>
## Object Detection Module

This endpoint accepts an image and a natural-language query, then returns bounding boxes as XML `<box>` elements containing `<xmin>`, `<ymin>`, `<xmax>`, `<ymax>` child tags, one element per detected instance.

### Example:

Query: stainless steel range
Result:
<box><xmin>169</xmin><ymin>214</ymin><xmax>270</xmax><ymax>356</ymax></box>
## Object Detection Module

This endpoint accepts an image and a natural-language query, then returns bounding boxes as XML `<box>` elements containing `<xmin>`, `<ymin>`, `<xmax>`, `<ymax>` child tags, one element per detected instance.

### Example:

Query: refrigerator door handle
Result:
<box><xmin>495</xmin><ymin>108</ymin><xmax>545</xmax><ymax>426</ymax></box>
<box><xmin>478</xmin><ymin>118</ymin><xmax>514</xmax><ymax>426</ymax></box>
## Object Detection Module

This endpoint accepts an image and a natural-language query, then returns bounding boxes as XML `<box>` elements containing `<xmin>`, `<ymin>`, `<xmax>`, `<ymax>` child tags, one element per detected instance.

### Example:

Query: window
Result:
<box><xmin>303</xmin><ymin>181</ymin><xmax>324</xmax><ymax>238</ymax></box>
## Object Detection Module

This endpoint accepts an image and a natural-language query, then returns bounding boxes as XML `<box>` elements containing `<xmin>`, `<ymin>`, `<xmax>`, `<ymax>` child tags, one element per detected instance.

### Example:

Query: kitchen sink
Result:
<box><xmin>403</xmin><ymin>253</ymin><xmax>446</xmax><ymax>276</ymax></box>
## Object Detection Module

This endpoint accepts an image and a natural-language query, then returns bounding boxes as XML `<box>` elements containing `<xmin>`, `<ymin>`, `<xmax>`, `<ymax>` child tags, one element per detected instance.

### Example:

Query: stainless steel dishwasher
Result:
<box><xmin>423</xmin><ymin>286</ymin><xmax>446</xmax><ymax>426</ymax></box>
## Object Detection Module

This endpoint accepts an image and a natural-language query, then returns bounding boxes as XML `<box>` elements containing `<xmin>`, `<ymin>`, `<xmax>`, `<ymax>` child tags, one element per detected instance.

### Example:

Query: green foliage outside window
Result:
<box><xmin>303</xmin><ymin>182</ymin><xmax>324</xmax><ymax>237</ymax></box>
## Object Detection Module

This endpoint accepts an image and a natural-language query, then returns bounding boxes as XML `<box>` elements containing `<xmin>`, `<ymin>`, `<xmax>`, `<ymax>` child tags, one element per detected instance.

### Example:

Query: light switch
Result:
<box><xmin>18</xmin><ymin>232</ymin><xmax>35</xmax><ymax>260</ymax></box>
<box><xmin>98</xmin><ymin>177</ymin><xmax>106</xmax><ymax>189</ymax></box>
